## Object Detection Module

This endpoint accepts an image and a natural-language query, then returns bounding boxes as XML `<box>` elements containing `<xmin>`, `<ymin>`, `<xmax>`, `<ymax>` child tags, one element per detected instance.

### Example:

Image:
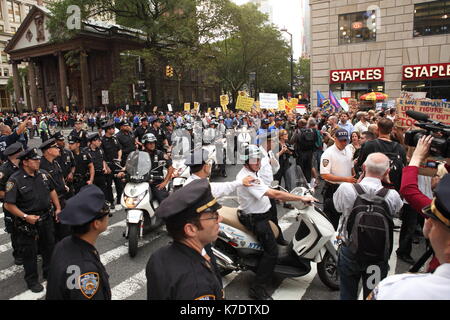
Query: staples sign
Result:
<box><xmin>403</xmin><ymin>63</ymin><xmax>450</xmax><ymax>81</ymax></box>
<box><xmin>330</xmin><ymin>68</ymin><xmax>384</xmax><ymax>84</ymax></box>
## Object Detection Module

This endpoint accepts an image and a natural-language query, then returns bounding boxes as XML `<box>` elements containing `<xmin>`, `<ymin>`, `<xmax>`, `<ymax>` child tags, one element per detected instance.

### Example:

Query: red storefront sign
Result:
<box><xmin>403</xmin><ymin>63</ymin><xmax>450</xmax><ymax>81</ymax></box>
<box><xmin>330</xmin><ymin>67</ymin><xmax>384</xmax><ymax>84</ymax></box>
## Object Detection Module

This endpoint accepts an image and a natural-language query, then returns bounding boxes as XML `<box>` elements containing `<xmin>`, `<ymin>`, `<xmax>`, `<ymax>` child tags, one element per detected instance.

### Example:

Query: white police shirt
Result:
<box><xmin>333</xmin><ymin>177</ymin><xmax>403</xmax><ymax>244</ymax></box>
<box><xmin>259</xmin><ymin>146</ymin><xmax>276</xmax><ymax>186</ymax></box>
<box><xmin>320</xmin><ymin>143</ymin><xmax>354</xmax><ymax>183</ymax></box>
<box><xmin>368</xmin><ymin>263</ymin><xmax>450</xmax><ymax>300</ymax></box>
<box><xmin>184</xmin><ymin>174</ymin><xmax>242</xmax><ymax>199</ymax></box>
<box><xmin>236</xmin><ymin>166</ymin><xmax>271</xmax><ymax>214</ymax></box>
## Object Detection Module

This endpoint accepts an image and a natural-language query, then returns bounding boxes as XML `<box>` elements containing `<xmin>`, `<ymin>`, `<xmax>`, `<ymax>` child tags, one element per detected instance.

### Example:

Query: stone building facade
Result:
<box><xmin>310</xmin><ymin>0</ymin><xmax>450</xmax><ymax>107</ymax></box>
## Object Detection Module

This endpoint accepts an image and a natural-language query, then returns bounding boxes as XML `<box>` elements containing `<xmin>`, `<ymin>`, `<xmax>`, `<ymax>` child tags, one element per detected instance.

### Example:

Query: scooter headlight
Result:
<box><xmin>124</xmin><ymin>191</ymin><xmax>147</xmax><ymax>209</ymax></box>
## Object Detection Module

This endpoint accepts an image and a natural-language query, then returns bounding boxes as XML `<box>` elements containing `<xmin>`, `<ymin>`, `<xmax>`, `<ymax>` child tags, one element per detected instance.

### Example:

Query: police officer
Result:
<box><xmin>116</xmin><ymin>121</ymin><xmax>136</xmax><ymax>167</ymax></box>
<box><xmin>86</xmin><ymin>133</ymin><xmax>108</xmax><ymax>200</ymax></box>
<box><xmin>146</xmin><ymin>179</ymin><xmax>224</xmax><ymax>300</ymax></box>
<box><xmin>134</xmin><ymin>117</ymin><xmax>150</xmax><ymax>149</ymax></box>
<box><xmin>101</xmin><ymin>121</ymin><xmax>123</xmax><ymax>206</ymax></box>
<box><xmin>4</xmin><ymin>148</ymin><xmax>61</xmax><ymax>293</ymax></box>
<box><xmin>141</xmin><ymin>133</ymin><xmax>174</xmax><ymax>203</ymax></box>
<box><xmin>148</xmin><ymin>118</ymin><xmax>169</xmax><ymax>151</ymax></box>
<box><xmin>368</xmin><ymin>174</ymin><xmax>450</xmax><ymax>300</ymax></box>
<box><xmin>39</xmin><ymin>138</ymin><xmax>71</xmax><ymax>241</ymax></box>
<box><xmin>46</xmin><ymin>185</ymin><xmax>112</xmax><ymax>300</ymax></box>
<box><xmin>69</xmin><ymin>120</ymin><xmax>89</xmax><ymax>148</ymax></box>
<box><xmin>320</xmin><ymin>129</ymin><xmax>357</xmax><ymax>230</ymax></box>
<box><xmin>68</xmin><ymin>135</ymin><xmax>94</xmax><ymax>194</ymax></box>
<box><xmin>0</xmin><ymin>118</ymin><xmax>30</xmax><ymax>161</ymax></box>
<box><xmin>0</xmin><ymin>142</ymin><xmax>23</xmax><ymax>265</ymax></box>
<box><xmin>53</xmin><ymin>132</ymin><xmax>75</xmax><ymax>195</ymax></box>
<box><xmin>236</xmin><ymin>144</ymin><xmax>317</xmax><ymax>300</ymax></box>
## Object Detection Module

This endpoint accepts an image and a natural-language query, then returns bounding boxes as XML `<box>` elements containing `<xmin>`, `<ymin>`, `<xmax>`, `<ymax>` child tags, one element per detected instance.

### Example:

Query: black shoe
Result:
<box><xmin>28</xmin><ymin>283</ymin><xmax>44</xmax><ymax>293</ymax></box>
<box><xmin>222</xmin><ymin>172</ymin><xmax>227</xmax><ymax>178</ymax></box>
<box><xmin>397</xmin><ymin>253</ymin><xmax>415</xmax><ymax>265</ymax></box>
<box><xmin>14</xmin><ymin>257</ymin><xmax>23</xmax><ymax>265</ymax></box>
<box><xmin>249</xmin><ymin>286</ymin><xmax>273</xmax><ymax>300</ymax></box>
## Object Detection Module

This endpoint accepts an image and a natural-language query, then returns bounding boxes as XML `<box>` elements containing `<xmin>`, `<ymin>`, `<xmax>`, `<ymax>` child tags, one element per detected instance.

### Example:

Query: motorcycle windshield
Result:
<box><xmin>126</xmin><ymin>151</ymin><xmax>151</xmax><ymax>180</ymax></box>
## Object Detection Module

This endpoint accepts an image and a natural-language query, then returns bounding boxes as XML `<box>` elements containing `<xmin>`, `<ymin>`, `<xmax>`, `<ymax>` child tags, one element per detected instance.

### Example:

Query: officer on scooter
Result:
<box><xmin>236</xmin><ymin>144</ymin><xmax>317</xmax><ymax>300</ymax></box>
<box><xmin>142</xmin><ymin>133</ymin><xmax>174</xmax><ymax>203</ymax></box>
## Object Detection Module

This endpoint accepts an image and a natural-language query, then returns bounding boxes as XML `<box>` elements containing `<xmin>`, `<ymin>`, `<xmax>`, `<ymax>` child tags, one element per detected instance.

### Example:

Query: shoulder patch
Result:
<box><xmin>79</xmin><ymin>272</ymin><xmax>100</xmax><ymax>299</ymax></box>
<box><xmin>6</xmin><ymin>181</ymin><xmax>14</xmax><ymax>192</ymax></box>
<box><xmin>194</xmin><ymin>294</ymin><xmax>216</xmax><ymax>300</ymax></box>
<box><xmin>0</xmin><ymin>172</ymin><xmax>3</xmax><ymax>179</ymax></box>
<box><xmin>322</xmin><ymin>159</ymin><xmax>329</xmax><ymax>167</ymax></box>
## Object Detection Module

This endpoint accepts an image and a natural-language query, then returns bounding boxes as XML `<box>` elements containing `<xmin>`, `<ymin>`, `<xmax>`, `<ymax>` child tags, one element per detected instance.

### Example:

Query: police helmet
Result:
<box><xmin>240</xmin><ymin>144</ymin><xmax>262</xmax><ymax>163</ymax></box>
<box><xmin>184</xmin><ymin>123</ymin><xmax>193</xmax><ymax>130</ymax></box>
<box><xmin>142</xmin><ymin>133</ymin><xmax>157</xmax><ymax>144</ymax></box>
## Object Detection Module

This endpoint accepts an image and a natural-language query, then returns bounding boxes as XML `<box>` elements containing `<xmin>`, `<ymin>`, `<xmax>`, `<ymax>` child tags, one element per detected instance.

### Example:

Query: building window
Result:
<box><xmin>414</xmin><ymin>1</ymin><xmax>450</xmax><ymax>37</ymax></box>
<box><xmin>10</xmin><ymin>26</ymin><xmax>16</xmax><ymax>33</ymax></box>
<box><xmin>0</xmin><ymin>25</ymin><xmax>4</xmax><ymax>32</ymax></box>
<box><xmin>338</xmin><ymin>11</ymin><xmax>377</xmax><ymax>45</ymax></box>
<box><xmin>1</xmin><ymin>53</ymin><xmax>8</xmax><ymax>64</ymax></box>
<box><xmin>3</xmin><ymin>68</ymin><xmax>9</xmax><ymax>77</ymax></box>
<box><xmin>13</xmin><ymin>1</ymin><xmax>21</xmax><ymax>23</ymax></box>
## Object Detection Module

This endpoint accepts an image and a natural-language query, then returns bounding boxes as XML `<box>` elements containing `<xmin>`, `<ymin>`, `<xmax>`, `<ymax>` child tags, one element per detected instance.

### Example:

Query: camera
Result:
<box><xmin>286</xmin><ymin>143</ymin><xmax>295</xmax><ymax>153</ymax></box>
<box><xmin>404</xmin><ymin>110</ymin><xmax>450</xmax><ymax>158</ymax></box>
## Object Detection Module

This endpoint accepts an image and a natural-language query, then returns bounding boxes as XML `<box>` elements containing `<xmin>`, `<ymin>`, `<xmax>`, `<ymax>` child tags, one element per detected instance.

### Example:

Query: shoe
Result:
<box><xmin>28</xmin><ymin>283</ymin><xmax>44</xmax><ymax>293</ymax></box>
<box><xmin>14</xmin><ymin>257</ymin><xmax>23</xmax><ymax>265</ymax></box>
<box><xmin>222</xmin><ymin>172</ymin><xmax>227</xmax><ymax>178</ymax></box>
<box><xmin>249</xmin><ymin>285</ymin><xmax>273</xmax><ymax>300</ymax></box>
<box><xmin>397</xmin><ymin>253</ymin><xmax>415</xmax><ymax>265</ymax></box>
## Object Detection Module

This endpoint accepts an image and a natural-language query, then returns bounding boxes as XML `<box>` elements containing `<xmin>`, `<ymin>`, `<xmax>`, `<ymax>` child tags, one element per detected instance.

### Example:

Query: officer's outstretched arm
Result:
<box><xmin>264</xmin><ymin>189</ymin><xmax>318</xmax><ymax>204</ymax></box>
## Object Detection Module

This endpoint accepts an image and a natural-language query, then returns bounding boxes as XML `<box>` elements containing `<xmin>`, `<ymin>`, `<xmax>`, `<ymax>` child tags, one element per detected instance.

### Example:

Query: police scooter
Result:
<box><xmin>212</xmin><ymin>179</ymin><xmax>340</xmax><ymax>291</ymax></box>
<box><xmin>121</xmin><ymin>151</ymin><xmax>165</xmax><ymax>257</ymax></box>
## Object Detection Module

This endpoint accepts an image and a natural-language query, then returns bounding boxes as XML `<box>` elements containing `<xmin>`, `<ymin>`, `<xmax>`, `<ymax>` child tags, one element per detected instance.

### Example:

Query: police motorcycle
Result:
<box><xmin>120</xmin><ymin>151</ymin><xmax>166</xmax><ymax>257</ymax></box>
<box><xmin>212</xmin><ymin>149</ymin><xmax>340</xmax><ymax>290</ymax></box>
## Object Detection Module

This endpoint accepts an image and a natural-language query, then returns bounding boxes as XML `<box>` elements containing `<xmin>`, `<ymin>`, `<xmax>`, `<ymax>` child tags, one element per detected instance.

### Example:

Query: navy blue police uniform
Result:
<box><xmin>86</xmin><ymin>133</ymin><xmax>108</xmax><ymax>198</ymax></box>
<box><xmin>46</xmin><ymin>185</ymin><xmax>112</xmax><ymax>300</ymax></box>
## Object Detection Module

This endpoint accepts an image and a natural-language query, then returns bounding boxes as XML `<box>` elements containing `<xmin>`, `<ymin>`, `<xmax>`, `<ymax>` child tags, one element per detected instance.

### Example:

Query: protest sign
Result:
<box><xmin>396</xmin><ymin>98</ymin><xmax>450</xmax><ymax>127</ymax></box>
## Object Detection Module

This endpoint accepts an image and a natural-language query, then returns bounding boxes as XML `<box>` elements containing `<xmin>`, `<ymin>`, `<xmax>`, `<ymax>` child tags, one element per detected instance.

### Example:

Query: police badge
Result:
<box><xmin>79</xmin><ymin>272</ymin><xmax>100</xmax><ymax>299</ymax></box>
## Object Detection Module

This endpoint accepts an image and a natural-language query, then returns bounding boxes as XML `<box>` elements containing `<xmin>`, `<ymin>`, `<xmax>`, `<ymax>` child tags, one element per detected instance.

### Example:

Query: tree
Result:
<box><xmin>210</xmin><ymin>3</ymin><xmax>291</xmax><ymax>106</ymax></box>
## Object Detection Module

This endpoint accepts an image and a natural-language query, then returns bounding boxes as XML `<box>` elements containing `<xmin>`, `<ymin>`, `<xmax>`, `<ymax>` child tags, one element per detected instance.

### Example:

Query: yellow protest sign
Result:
<box><xmin>37</xmin><ymin>107</ymin><xmax>42</xmax><ymax>113</ymax></box>
<box><xmin>207</xmin><ymin>107</ymin><xmax>211</xmax><ymax>114</ymax></box>
<box><xmin>194</xmin><ymin>102</ymin><xmax>200</xmax><ymax>110</ymax></box>
<box><xmin>184</xmin><ymin>103</ymin><xmax>191</xmax><ymax>111</ymax></box>
<box><xmin>220</xmin><ymin>95</ymin><xmax>229</xmax><ymax>107</ymax></box>
<box><xmin>238</xmin><ymin>91</ymin><xmax>249</xmax><ymax>97</ymax></box>
<box><xmin>278</xmin><ymin>100</ymin><xmax>286</xmax><ymax>111</ymax></box>
<box><xmin>65</xmin><ymin>106</ymin><xmax>69</xmax><ymax>112</ymax></box>
<box><xmin>289</xmin><ymin>98</ymin><xmax>299</xmax><ymax>109</ymax></box>
<box><xmin>215</xmin><ymin>107</ymin><xmax>222</xmax><ymax>117</ymax></box>
<box><xmin>236</xmin><ymin>95</ymin><xmax>255</xmax><ymax>112</ymax></box>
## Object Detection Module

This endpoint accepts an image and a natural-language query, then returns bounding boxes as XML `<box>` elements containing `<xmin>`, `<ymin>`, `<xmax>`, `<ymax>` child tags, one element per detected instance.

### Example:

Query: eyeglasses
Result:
<box><xmin>199</xmin><ymin>211</ymin><xmax>220</xmax><ymax>221</ymax></box>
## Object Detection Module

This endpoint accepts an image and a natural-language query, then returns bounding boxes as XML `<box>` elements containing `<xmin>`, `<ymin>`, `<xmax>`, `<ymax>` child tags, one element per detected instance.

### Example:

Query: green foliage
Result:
<box><xmin>296</xmin><ymin>57</ymin><xmax>311</xmax><ymax>98</ymax></box>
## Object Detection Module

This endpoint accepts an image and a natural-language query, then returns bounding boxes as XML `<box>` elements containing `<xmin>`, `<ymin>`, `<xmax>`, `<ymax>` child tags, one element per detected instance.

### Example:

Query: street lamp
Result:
<box><xmin>281</xmin><ymin>28</ymin><xmax>294</xmax><ymax>98</ymax></box>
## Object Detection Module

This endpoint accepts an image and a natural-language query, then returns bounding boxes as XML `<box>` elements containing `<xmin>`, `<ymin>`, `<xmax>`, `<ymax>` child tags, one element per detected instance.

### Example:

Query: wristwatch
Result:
<box><xmin>22</xmin><ymin>214</ymin><xmax>28</xmax><ymax>221</ymax></box>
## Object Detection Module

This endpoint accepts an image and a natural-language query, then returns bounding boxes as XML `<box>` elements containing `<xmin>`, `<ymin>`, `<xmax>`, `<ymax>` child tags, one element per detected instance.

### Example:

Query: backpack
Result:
<box><xmin>314</xmin><ymin>129</ymin><xmax>323</xmax><ymax>149</ymax></box>
<box><xmin>297</xmin><ymin>128</ymin><xmax>316</xmax><ymax>151</ymax></box>
<box><xmin>346</xmin><ymin>184</ymin><xmax>394</xmax><ymax>263</ymax></box>
<box><xmin>375</xmin><ymin>140</ymin><xmax>404</xmax><ymax>191</ymax></box>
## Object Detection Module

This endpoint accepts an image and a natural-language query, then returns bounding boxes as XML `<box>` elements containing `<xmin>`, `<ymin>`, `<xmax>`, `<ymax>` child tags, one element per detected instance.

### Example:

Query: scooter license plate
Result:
<box><xmin>173</xmin><ymin>178</ymin><xmax>185</xmax><ymax>186</ymax></box>
<box><xmin>127</xmin><ymin>210</ymin><xmax>143</xmax><ymax>224</ymax></box>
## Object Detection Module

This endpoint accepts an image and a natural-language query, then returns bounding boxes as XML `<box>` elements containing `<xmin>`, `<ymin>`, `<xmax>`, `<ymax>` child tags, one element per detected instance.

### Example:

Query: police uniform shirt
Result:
<box><xmin>0</xmin><ymin>160</ymin><xmax>19</xmax><ymax>196</ymax></box>
<box><xmin>185</xmin><ymin>174</ymin><xmax>242</xmax><ymax>199</ymax></box>
<box><xmin>367</xmin><ymin>263</ymin><xmax>450</xmax><ymax>300</ymax></box>
<box><xmin>87</xmin><ymin>147</ymin><xmax>105</xmax><ymax>172</ymax></box>
<box><xmin>46</xmin><ymin>235</ymin><xmax>111</xmax><ymax>300</ymax></box>
<box><xmin>148</xmin><ymin>127</ymin><xmax>166</xmax><ymax>149</ymax></box>
<box><xmin>40</xmin><ymin>157</ymin><xmax>67</xmax><ymax>196</ymax></box>
<box><xmin>236</xmin><ymin>166</ymin><xmax>271</xmax><ymax>214</ymax></box>
<box><xmin>56</xmin><ymin>147</ymin><xmax>75</xmax><ymax>178</ymax></box>
<box><xmin>101</xmin><ymin>135</ymin><xmax>121</xmax><ymax>163</ymax></box>
<box><xmin>146</xmin><ymin>241</ymin><xmax>223</xmax><ymax>300</ymax></box>
<box><xmin>320</xmin><ymin>144</ymin><xmax>354</xmax><ymax>183</ymax></box>
<box><xmin>69</xmin><ymin>129</ymin><xmax>88</xmax><ymax>148</ymax></box>
<box><xmin>4</xmin><ymin>168</ymin><xmax>54</xmax><ymax>213</ymax></box>
<box><xmin>73</xmin><ymin>149</ymin><xmax>93</xmax><ymax>176</ymax></box>
<box><xmin>333</xmin><ymin>177</ymin><xmax>403</xmax><ymax>244</ymax></box>
<box><xmin>148</xmin><ymin>150</ymin><xmax>172</xmax><ymax>179</ymax></box>
<box><xmin>134</xmin><ymin>125</ymin><xmax>149</xmax><ymax>142</ymax></box>
<box><xmin>0</xmin><ymin>131</ymin><xmax>20</xmax><ymax>159</ymax></box>
<box><xmin>115</xmin><ymin>131</ymin><xmax>135</xmax><ymax>155</ymax></box>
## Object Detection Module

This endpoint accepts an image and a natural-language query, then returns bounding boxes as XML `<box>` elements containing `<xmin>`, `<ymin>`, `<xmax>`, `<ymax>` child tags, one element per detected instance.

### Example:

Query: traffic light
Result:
<box><xmin>165</xmin><ymin>65</ymin><xmax>174</xmax><ymax>77</ymax></box>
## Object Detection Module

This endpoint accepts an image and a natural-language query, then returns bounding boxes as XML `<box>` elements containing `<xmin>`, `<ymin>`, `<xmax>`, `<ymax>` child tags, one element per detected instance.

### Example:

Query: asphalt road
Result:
<box><xmin>0</xmin><ymin>129</ymin><xmax>428</xmax><ymax>300</ymax></box>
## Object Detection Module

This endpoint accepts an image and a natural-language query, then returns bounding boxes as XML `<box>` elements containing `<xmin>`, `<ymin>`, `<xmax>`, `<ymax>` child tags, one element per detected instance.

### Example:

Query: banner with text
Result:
<box><xmin>236</xmin><ymin>95</ymin><xmax>255</xmax><ymax>112</ymax></box>
<box><xmin>259</xmin><ymin>93</ymin><xmax>279</xmax><ymax>109</ymax></box>
<box><xmin>396</xmin><ymin>98</ymin><xmax>450</xmax><ymax>127</ymax></box>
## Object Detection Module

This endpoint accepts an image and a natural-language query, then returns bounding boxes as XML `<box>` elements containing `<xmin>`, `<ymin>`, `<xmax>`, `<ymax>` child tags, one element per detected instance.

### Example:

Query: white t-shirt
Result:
<box><xmin>320</xmin><ymin>144</ymin><xmax>354</xmax><ymax>183</ymax></box>
<box><xmin>354</xmin><ymin>121</ymin><xmax>369</xmax><ymax>134</ymax></box>
<box><xmin>236</xmin><ymin>166</ymin><xmax>271</xmax><ymax>214</ymax></box>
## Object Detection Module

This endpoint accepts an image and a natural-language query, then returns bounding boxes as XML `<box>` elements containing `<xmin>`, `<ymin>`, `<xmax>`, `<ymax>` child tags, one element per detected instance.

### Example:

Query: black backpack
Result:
<box><xmin>296</xmin><ymin>128</ymin><xmax>316</xmax><ymax>152</ymax></box>
<box><xmin>375</xmin><ymin>140</ymin><xmax>404</xmax><ymax>191</ymax></box>
<box><xmin>346</xmin><ymin>184</ymin><xmax>394</xmax><ymax>263</ymax></box>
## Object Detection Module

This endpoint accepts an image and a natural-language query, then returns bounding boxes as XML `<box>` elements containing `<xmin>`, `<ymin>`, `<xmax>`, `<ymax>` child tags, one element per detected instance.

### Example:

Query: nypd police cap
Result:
<box><xmin>102</xmin><ymin>121</ymin><xmax>115</xmax><ymax>130</ymax></box>
<box><xmin>39</xmin><ymin>138</ymin><xmax>58</xmax><ymax>151</ymax></box>
<box><xmin>3</xmin><ymin>142</ymin><xmax>23</xmax><ymax>157</ymax></box>
<box><xmin>59</xmin><ymin>185</ymin><xmax>110</xmax><ymax>226</ymax></box>
<box><xmin>68</xmin><ymin>135</ymin><xmax>81</xmax><ymax>144</ymax></box>
<box><xmin>87</xmin><ymin>133</ymin><xmax>101</xmax><ymax>142</ymax></box>
<box><xmin>17</xmin><ymin>148</ymin><xmax>41</xmax><ymax>161</ymax></box>
<box><xmin>52</xmin><ymin>132</ymin><xmax>65</xmax><ymax>141</ymax></box>
<box><xmin>335</xmin><ymin>128</ymin><xmax>349</xmax><ymax>141</ymax></box>
<box><xmin>155</xmin><ymin>179</ymin><xmax>221</xmax><ymax>220</ymax></box>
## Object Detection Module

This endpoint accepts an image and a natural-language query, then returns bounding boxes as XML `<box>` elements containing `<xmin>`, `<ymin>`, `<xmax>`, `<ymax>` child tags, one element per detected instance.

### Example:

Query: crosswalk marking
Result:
<box><xmin>10</xmin><ymin>281</ymin><xmax>47</xmax><ymax>300</ymax></box>
<box><xmin>112</xmin><ymin>270</ymin><xmax>146</xmax><ymax>300</ymax></box>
